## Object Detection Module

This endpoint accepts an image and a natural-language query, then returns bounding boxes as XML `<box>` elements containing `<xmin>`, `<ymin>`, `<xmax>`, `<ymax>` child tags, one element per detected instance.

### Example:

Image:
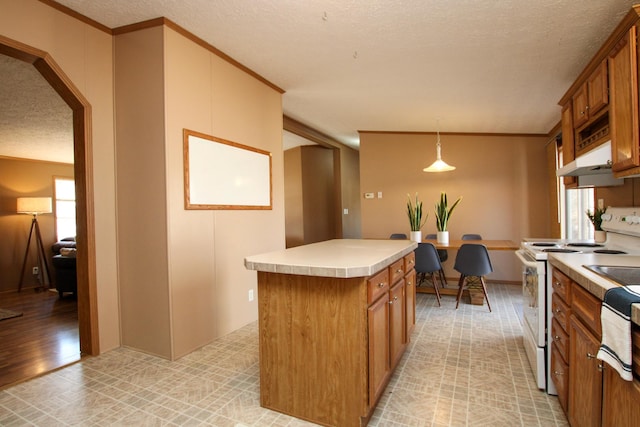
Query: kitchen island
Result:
<box><xmin>245</xmin><ymin>239</ymin><xmax>418</xmax><ymax>427</ymax></box>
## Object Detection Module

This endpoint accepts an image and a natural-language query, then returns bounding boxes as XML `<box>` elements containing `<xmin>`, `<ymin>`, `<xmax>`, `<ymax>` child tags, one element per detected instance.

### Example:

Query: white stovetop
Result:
<box><xmin>244</xmin><ymin>239</ymin><xmax>417</xmax><ymax>278</ymax></box>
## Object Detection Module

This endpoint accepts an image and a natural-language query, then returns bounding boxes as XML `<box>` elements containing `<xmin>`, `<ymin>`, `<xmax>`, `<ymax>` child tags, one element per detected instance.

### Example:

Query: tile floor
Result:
<box><xmin>0</xmin><ymin>284</ymin><xmax>568</xmax><ymax>426</ymax></box>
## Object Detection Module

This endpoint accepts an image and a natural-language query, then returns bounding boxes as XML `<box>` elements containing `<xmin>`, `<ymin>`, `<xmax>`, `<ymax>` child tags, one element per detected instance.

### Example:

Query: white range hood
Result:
<box><xmin>556</xmin><ymin>141</ymin><xmax>612</xmax><ymax>177</ymax></box>
<box><xmin>556</xmin><ymin>140</ymin><xmax>623</xmax><ymax>187</ymax></box>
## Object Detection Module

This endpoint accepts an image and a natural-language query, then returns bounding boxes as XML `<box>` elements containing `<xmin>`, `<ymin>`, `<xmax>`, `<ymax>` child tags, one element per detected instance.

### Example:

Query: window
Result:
<box><xmin>54</xmin><ymin>177</ymin><xmax>76</xmax><ymax>241</ymax></box>
<box><xmin>565</xmin><ymin>187</ymin><xmax>594</xmax><ymax>240</ymax></box>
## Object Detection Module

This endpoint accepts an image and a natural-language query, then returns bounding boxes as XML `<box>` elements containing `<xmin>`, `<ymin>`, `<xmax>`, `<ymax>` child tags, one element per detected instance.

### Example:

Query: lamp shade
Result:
<box><xmin>17</xmin><ymin>197</ymin><xmax>52</xmax><ymax>215</ymax></box>
<box><xmin>423</xmin><ymin>142</ymin><xmax>456</xmax><ymax>172</ymax></box>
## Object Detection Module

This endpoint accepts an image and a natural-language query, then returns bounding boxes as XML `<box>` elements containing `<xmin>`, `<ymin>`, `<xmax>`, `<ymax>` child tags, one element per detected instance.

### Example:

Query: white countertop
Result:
<box><xmin>548</xmin><ymin>253</ymin><xmax>640</xmax><ymax>324</ymax></box>
<box><xmin>244</xmin><ymin>239</ymin><xmax>418</xmax><ymax>278</ymax></box>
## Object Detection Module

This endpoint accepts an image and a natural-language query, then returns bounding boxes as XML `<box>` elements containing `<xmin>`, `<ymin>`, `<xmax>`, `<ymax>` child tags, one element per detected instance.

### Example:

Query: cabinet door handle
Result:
<box><xmin>407</xmin><ymin>281</ymin><xmax>412</xmax><ymax>286</ymax></box>
<box><xmin>587</xmin><ymin>352</ymin><xmax>596</xmax><ymax>360</ymax></box>
<box><xmin>378</xmin><ymin>282</ymin><xmax>385</xmax><ymax>288</ymax></box>
<box><xmin>554</xmin><ymin>335</ymin><xmax>560</xmax><ymax>341</ymax></box>
<box><xmin>389</xmin><ymin>300</ymin><xmax>393</xmax><ymax>305</ymax></box>
<box><xmin>553</xmin><ymin>371</ymin><xmax>563</xmax><ymax>376</ymax></box>
<box><xmin>554</xmin><ymin>309</ymin><xmax>561</xmax><ymax>314</ymax></box>
<box><xmin>396</xmin><ymin>269</ymin><xmax>403</xmax><ymax>274</ymax></box>
<box><xmin>598</xmin><ymin>363</ymin><xmax>604</xmax><ymax>372</ymax></box>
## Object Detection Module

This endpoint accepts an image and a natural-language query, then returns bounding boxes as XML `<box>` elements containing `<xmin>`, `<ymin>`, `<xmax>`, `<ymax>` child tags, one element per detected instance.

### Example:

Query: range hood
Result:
<box><xmin>556</xmin><ymin>141</ymin><xmax>623</xmax><ymax>187</ymax></box>
<box><xmin>556</xmin><ymin>141</ymin><xmax>612</xmax><ymax>177</ymax></box>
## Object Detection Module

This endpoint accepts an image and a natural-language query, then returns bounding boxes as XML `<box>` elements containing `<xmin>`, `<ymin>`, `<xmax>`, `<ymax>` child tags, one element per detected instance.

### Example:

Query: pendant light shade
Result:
<box><xmin>423</xmin><ymin>127</ymin><xmax>455</xmax><ymax>172</ymax></box>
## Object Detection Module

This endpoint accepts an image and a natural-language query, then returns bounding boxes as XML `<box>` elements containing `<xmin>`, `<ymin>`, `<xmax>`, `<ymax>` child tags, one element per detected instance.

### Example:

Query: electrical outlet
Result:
<box><xmin>248</xmin><ymin>289</ymin><xmax>254</xmax><ymax>302</ymax></box>
<box><xmin>32</xmin><ymin>266</ymin><xmax>39</xmax><ymax>275</ymax></box>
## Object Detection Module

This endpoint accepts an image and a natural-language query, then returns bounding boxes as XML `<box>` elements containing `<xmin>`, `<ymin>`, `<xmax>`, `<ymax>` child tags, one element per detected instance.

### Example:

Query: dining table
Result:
<box><xmin>418</xmin><ymin>238</ymin><xmax>518</xmax><ymax>304</ymax></box>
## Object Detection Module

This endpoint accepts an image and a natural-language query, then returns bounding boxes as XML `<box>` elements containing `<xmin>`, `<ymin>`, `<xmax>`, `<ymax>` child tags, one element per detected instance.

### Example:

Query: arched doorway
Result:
<box><xmin>0</xmin><ymin>35</ymin><xmax>99</xmax><ymax>356</ymax></box>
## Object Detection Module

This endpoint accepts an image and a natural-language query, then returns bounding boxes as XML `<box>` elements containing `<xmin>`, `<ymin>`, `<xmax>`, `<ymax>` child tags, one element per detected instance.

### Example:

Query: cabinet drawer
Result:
<box><xmin>552</xmin><ymin>268</ymin><xmax>572</xmax><ymax>302</ymax></box>
<box><xmin>389</xmin><ymin>259</ymin><xmax>405</xmax><ymax>284</ymax></box>
<box><xmin>552</xmin><ymin>318</ymin><xmax>569</xmax><ymax>362</ymax></box>
<box><xmin>572</xmin><ymin>282</ymin><xmax>602</xmax><ymax>338</ymax></box>
<box><xmin>552</xmin><ymin>292</ymin><xmax>570</xmax><ymax>331</ymax></box>
<box><xmin>368</xmin><ymin>269</ymin><xmax>389</xmax><ymax>304</ymax></box>
<box><xmin>551</xmin><ymin>342</ymin><xmax>569</xmax><ymax>414</ymax></box>
<box><xmin>403</xmin><ymin>252</ymin><xmax>415</xmax><ymax>273</ymax></box>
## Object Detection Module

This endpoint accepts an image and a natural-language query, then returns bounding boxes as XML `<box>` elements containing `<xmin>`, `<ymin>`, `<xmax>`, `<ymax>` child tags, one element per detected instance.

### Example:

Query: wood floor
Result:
<box><xmin>0</xmin><ymin>287</ymin><xmax>80</xmax><ymax>389</ymax></box>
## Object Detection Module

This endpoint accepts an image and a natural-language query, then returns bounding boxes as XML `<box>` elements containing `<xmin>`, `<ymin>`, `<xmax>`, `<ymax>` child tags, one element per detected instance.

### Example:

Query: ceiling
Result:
<box><xmin>2</xmin><ymin>0</ymin><xmax>639</xmax><ymax>163</ymax></box>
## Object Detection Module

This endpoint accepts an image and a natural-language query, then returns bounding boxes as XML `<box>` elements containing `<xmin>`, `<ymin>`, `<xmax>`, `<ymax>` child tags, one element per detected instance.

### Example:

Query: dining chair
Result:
<box><xmin>414</xmin><ymin>243</ymin><xmax>445</xmax><ymax>306</ymax></box>
<box><xmin>425</xmin><ymin>233</ymin><xmax>448</xmax><ymax>263</ymax></box>
<box><xmin>453</xmin><ymin>243</ymin><xmax>493</xmax><ymax>311</ymax></box>
<box><xmin>389</xmin><ymin>233</ymin><xmax>408</xmax><ymax>239</ymax></box>
<box><xmin>462</xmin><ymin>233</ymin><xmax>482</xmax><ymax>240</ymax></box>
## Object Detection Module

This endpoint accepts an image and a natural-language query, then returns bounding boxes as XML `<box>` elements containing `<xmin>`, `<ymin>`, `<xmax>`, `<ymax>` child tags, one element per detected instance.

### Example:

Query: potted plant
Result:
<box><xmin>407</xmin><ymin>193</ymin><xmax>427</xmax><ymax>242</ymax></box>
<box><xmin>586</xmin><ymin>207</ymin><xmax>606</xmax><ymax>242</ymax></box>
<box><xmin>434</xmin><ymin>192</ymin><xmax>462</xmax><ymax>244</ymax></box>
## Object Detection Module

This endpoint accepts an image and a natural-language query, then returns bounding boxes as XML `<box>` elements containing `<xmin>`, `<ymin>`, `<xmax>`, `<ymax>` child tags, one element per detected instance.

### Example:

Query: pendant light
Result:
<box><xmin>423</xmin><ymin>123</ymin><xmax>455</xmax><ymax>172</ymax></box>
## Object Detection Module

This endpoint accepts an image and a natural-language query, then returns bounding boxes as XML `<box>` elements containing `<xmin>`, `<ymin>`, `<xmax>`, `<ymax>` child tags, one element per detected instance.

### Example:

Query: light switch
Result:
<box><xmin>377</xmin><ymin>192</ymin><xmax>383</xmax><ymax>198</ymax></box>
<box><xmin>343</xmin><ymin>208</ymin><xmax>349</xmax><ymax>214</ymax></box>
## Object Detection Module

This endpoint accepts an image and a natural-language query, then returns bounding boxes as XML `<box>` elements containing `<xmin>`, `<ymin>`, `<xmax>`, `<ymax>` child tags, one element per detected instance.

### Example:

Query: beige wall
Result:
<box><xmin>284</xmin><ymin>146</ymin><xmax>336</xmax><ymax>247</ymax></box>
<box><xmin>284</xmin><ymin>148</ymin><xmax>304</xmax><ymax>247</ymax></box>
<box><xmin>0</xmin><ymin>158</ymin><xmax>74</xmax><ymax>292</ymax></box>
<box><xmin>2</xmin><ymin>1</ymin><xmax>285</xmax><ymax>360</ymax></box>
<box><xmin>115</xmin><ymin>25</ymin><xmax>284</xmax><ymax>359</ymax></box>
<box><xmin>1</xmin><ymin>0</ymin><xmax>119</xmax><ymax>351</ymax></box>
<box><xmin>164</xmin><ymin>27</ymin><xmax>284</xmax><ymax>358</ymax></box>
<box><xmin>340</xmin><ymin>146</ymin><xmax>362</xmax><ymax>239</ymax></box>
<box><xmin>359</xmin><ymin>132</ymin><xmax>550</xmax><ymax>282</ymax></box>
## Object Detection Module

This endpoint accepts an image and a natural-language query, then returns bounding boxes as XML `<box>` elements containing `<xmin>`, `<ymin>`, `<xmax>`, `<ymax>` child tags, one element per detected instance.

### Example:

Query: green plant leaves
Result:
<box><xmin>407</xmin><ymin>193</ymin><xmax>428</xmax><ymax>231</ymax></box>
<box><xmin>434</xmin><ymin>192</ymin><xmax>462</xmax><ymax>231</ymax></box>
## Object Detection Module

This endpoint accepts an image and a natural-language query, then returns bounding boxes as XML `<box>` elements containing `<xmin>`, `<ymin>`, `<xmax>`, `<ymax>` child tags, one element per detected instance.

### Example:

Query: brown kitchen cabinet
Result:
<box><xmin>568</xmin><ymin>313</ymin><xmax>603</xmax><ymax>427</ymax></box>
<box><xmin>552</xmin><ymin>267</ymin><xmax>640</xmax><ymax>427</ymax></box>
<box><xmin>609</xmin><ymin>25</ymin><xmax>640</xmax><ymax>174</ymax></box>
<box><xmin>561</xmin><ymin>101</ymin><xmax>577</xmax><ymax>188</ymax></box>
<box><xmin>550</xmin><ymin>267</ymin><xmax>572</xmax><ymax>414</ymax></box>
<box><xmin>405</xmin><ymin>268</ymin><xmax>416</xmax><ymax>339</ymax></box>
<box><xmin>256</xmin><ymin>248</ymin><xmax>416</xmax><ymax>427</ymax></box>
<box><xmin>573</xmin><ymin>59</ymin><xmax>608</xmax><ymax>129</ymax></box>
<box><xmin>602</xmin><ymin>363</ymin><xmax>640</xmax><ymax>427</ymax></box>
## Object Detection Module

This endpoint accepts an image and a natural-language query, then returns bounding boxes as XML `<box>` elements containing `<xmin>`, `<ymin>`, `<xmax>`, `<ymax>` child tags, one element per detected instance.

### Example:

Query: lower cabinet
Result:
<box><xmin>568</xmin><ymin>314</ymin><xmax>602</xmax><ymax>427</ymax></box>
<box><xmin>257</xmin><ymin>250</ymin><xmax>416</xmax><ymax>427</ymax></box>
<box><xmin>368</xmin><ymin>257</ymin><xmax>411</xmax><ymax>407</ymax></box>
<box><xmin>552</xmin><ymin>266</ymin><xmax>640</xmax><ymax>427</ymax></box>
<box><xmin>602</xmin><ymin>365</ymin><xmax>640</xmax><ymax>427</ymax></box>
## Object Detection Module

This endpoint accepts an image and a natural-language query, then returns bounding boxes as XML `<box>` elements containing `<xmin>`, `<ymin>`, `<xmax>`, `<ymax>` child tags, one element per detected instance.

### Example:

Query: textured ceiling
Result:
<box><xmin>0</xmin><ymin>55</ymin><xmax>73</xmax><ymax>163</ymax></box>
<box><xmin>2</xmin><ymin>0</ymin><xmax>639</xmax><ymax>162</ymax></box>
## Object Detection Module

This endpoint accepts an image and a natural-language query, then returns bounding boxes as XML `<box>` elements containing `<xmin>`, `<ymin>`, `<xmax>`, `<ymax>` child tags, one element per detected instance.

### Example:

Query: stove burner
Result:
<box><xmin>593</xmin><ymin>249</ymin><xmax>628</xmax><ymax>255</ymax></box>
<box><xmin>543</xmin><ymin>248</ymin><xmax>580</xmax><ymax>253</ymax></box>
<box><xmin>566</xmin><ymin>243</ymin><xmax>605</xmax><ymax>248</ymax></box>
<box><xmin>532</xmin><ymin>243</ymin><xmax>558</xmax><ymax>247</ymax></box>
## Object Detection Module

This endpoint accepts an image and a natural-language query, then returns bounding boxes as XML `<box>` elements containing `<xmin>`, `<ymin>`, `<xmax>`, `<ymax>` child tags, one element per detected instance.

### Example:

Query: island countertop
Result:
<box><xmin>244</xmin><ymin>238</ymin><xmax>418</xmax><ymax>278</ymax></box>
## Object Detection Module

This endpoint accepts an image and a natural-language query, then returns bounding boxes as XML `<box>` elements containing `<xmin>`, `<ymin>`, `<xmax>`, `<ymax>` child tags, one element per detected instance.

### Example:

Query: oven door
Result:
<box><xmin>516</xmin><ymin>249</ymin><xmax>547</xmax><ymax>390</ymax></box>
<box><xmin>515</xmin><ymin>250</ymin><xmax>546</xmax><ymax>347</ymax></box>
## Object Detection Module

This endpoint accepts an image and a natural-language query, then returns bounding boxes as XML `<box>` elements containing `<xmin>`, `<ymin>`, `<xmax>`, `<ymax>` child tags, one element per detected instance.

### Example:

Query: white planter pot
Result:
<box><xmin>594</xmin><ymin>230</ymin><xmax>606</xmax><ymax>243</ymax></box>
<box><xmin>437</xmin><ymin>231</ymin><xmax>449</xmax><ymax>244</ymax></box>
<box><xmin>410</xmin><ymin>231</ymin><xmax>422</xmax><ymax>243</ymax></box>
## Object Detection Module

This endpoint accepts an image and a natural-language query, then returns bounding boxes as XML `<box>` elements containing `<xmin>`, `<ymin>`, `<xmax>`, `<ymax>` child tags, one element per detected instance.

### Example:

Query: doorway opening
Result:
<box><xmin>0</xmin><ymin>36</ymin><xmax>99</xmax><ymax>376</ymax></box>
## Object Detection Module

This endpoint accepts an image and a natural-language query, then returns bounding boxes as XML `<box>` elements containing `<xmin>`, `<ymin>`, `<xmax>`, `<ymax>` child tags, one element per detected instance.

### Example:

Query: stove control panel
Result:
<box><xmin>601</xmin><ymin>207</ymin><xmax>640</xmax><ymax>236</ymax></box>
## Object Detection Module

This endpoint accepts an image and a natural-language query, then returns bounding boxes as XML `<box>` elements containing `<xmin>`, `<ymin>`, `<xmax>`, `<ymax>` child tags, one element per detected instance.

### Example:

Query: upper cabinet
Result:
<box><xmin>572</xmin><ymin>60</ymin><xmax>608</xmax><ymax>129</ymax></box>
<box><xmin>558</xmin><ymin>6</ymin><xmax>640</xmax><ymax>178</ymax></box>
<box><xmin>561</xmin><ymin>101</ymin><xmax>577</xmax><ymax>188</ymax></box>
<box><xmin>609</xmin><ymin>26</ymin><xmax>640</xmax><ymax>173</ymax></box>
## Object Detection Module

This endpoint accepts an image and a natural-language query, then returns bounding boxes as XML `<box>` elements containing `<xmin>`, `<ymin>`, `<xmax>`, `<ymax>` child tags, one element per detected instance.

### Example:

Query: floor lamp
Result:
<box><xmin>17</xmin><ymin>197</ymin><xmax>52</xmax><ymax>292</ymax></box>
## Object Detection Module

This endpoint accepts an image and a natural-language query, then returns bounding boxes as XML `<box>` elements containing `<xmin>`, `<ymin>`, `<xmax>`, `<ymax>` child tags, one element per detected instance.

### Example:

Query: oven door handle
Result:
<box><xmin>515</xmin><ymin>250</ymin><xmax>539</xmax><ymax>268</ymax></box>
